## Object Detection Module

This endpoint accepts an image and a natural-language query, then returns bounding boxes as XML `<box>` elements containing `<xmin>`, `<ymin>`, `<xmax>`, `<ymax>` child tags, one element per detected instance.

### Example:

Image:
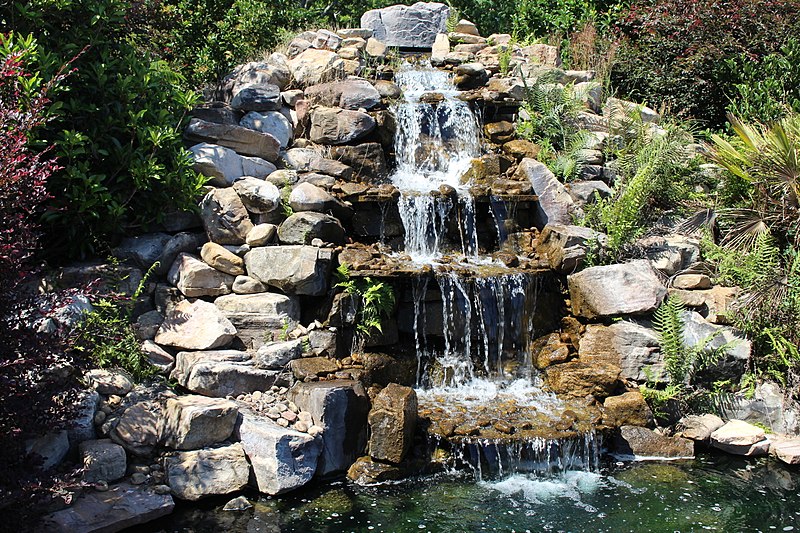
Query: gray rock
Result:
<box><xmin>171</xmin><ymin>350</ymin><xmax>279</xmax><ymax>397</ymax></box>
<box><xmin>568</xmin><ymin>260</ymin><xmax>666</xmax><ymax>319</ymax></box>
<box><xmin>538</xmin><ymin>224</ymin><xmax>607</xmax><ymax>273</ymax></box>
<box><xmin>771</xmin><ymin>436</ymin><xmax>800</xmax><ymax>465</ymax></box>
<box><xmin>232</xmin><ymin>275</ymin><xmax>268</xmax><ymax>294</ymax></box>
<box><xmin>240</xmin><ymin>111</ymin><xmax>292</xmax><ymax>148</ymax></box>
<box><xmin>717</xmin><ymin>382</ymin><xmax>798</xmax><ymax>434</ymax></box>
<box><xmin>134</xmin><ymin>310</ymin><xmax>164</xmax><ymax>341</ymax></box>
<box><xmin>26</xmin><ymin>430</ymin><xmax>69</xmax><ymax>470</ymax></box>
<box><xmin>278</xmin><ymin>212</ymin><xmax>345</xmax><ymax>245</ymax></box>
<box><xmin>287</xmin><ymin>37</ymin><xmax>312</xmax><ymax>59</ymax></box>
<box><xmin>567</xmin><ymin>180</ymin><xmax>612</xmax><ymax>206</ymax></box>
<box><xmin>308</xmin><ymin>329</ymin><xmax>338</xmax><ymax>357</ymax></box>
<box><xmin>230</xmin><ymin>83</ymin><xmax>282</xmax><ymax>112</ymax></box>
<box><xmin>255</xmin><ymin>339</ymin><xmax>305</xmax><ymax>369</ymax></box>
<box><xmin>673</xmin><ymin>274</ymin><xmax>712</xmax><ymax>290</ymax></box>
<box><xmin>605</xmin><ymin>97</ymin><xmax>660</xmax><ymax>125</ymax></box>
<box><xmin>234</xmin><ymin>406</ymin><xmax>322</xmax><ymax>494</ymax></box>
<box><xmin>613</xmin><ymin>426</ymin><xmax>694</xmax><ymax>460</ymax></box>
<box><xmin>41</xmin><ymin>482</ymin><xmax>174</xmax><ymax>532</ymax></box>
<box><xmin>282</xmin><ymin>148</ymin><xmax>353</xmax><ymax>179</ymax></box>
<box><xmin>578</xmin><ymin>321</ymin><xmax>664</xmax><ymax>382</ymax></box>
<box><xmin>710</xmin><ymin>420</ymin><xmax>770</xmax><ymax>456</ymax></box>
<box><xmin>304</xmin><ymin>79</ymin><xmax>381</xmax><ymax>110</ymax></box>
<box><xmin>190</xmin><ymin>143</ymin><xmax>276</xmax><ymax>187</ymax></box>
<box><xmin>288</xmin><ymin>49</ymin><xmax>345</xmax><ymax>87</ymax></box>
<box><xmin>214</xmin><ymin>292</ymin><xmax>301</xmax><ymax>350</ymax></box>
<box><xmin>682</xmin><ymin>311</ymin><xmax>751</xmax><ymax>383</ymax></box>
<box><xmin>514</xmin><ymin>158</ymin><xmax>576</xmax><ymax>227</ymax></box>
<box><xmin>141</xmin><ymin>340</ymin><xmax>175</xmax><ymax>372</ymax></box>
<box><xmin>161</xmin><ymin>395</ymin><xmax>239</xmax><ymax>450</ymax></box>
<box><xmin>109</xmin><ymin>401</ymin><xmax>163</xmax><ymax>456</ymax></box>
<box><xmin>165</xmin><ymin>443</ymin><xmax>250</xmax><ymax>501</ymax></box>
<box><xmin>282</xmin><ymin>89</ymin><xmax>304</xmax><ymax>106</ymax></box>
<box><xmin>232</xmin><ymin>176</ymin><xmax>281</xmax><ymax>215</ymax></box>
<box><xmin>155</xmin><ymin>232</ymin><xmax>207</xmax><ymax>277</ymax></box>
<box><xmin>337</xmin><ymin>28</ymin><xmax>374</xmax><ymax>39</ymax></box>
<box><xmin>223</xmin><ymin>495</ymin><xmax>253</xmax><ymax>511</ymax></box>
<box><xmin>199</xmin><ymin>187</ymin><xmax>254</xmax><ymax>245</ymax></box>
<box><xmin>361</xmin><ymin>2</ymin><xmax>450</xmax><ymax>48</ymax></box>
<box><xmin>367</xmin><ymin>384</ymin><xmax>416</xmax><ymax>464</ymax></box>
<box><xmin>365</xmin><ymin>37</ymin><xmax>388</xmax><ymax>59</ymax></box>
<box><xmin>68</xmin><ymin>390</ymin><xmax>100</xmax><ymax>450</ymax></box>
<box><xmin>113</xmin><ymin>233</ymin><xmax>172</xmax><ymax>269</ymax></box>
<box><xmin>289</xmin><ymin>182</ymin><xmax>335</xmax><ymax>212</ymax></box>
<box><xmin>155</xmin><ymin>298</ymin><xmax>236</xmax><ymax>350</ymax></box>
<box><xmin>185</xmin><ymin>119</ymin><xmax>281</xmax><ymax>162</ymax></box>
<box><xmin>312</xmin><ymin>29</ymin><xmax>342</xmax><ymax>51</ymax></box>
<box><xmin>245</xmin><ymin>224</ymin><xmax>277</xmax><ymax>247</ymax></box>
<box><xmin>309</xmin><ymin>107</ymin><xmax>375</xmax><ymax>145</ymax></box>
<box><xmin>81</xmin><ymin>439</ymin><xmax>127</xmax><ymax>482</ymax></box>
<box><xmin>226</xmin><ymin>60</ymin><xmax>291</xmax><ymax>96</ymax></box>
<box><xmin>244</xmin><ymin>245</ymin><xmax>332</xmax><ymax>296</ymax></box>
<box><xmin>86</xmin><ymin>369</ymin><xmax>134</xmax><ymax>396</ymax></box>
<box><xmin>167</xmin><ymin>253</ymin><xmax>235</xmax><ymax>297</ymax></box>
<box><xmin>676</xmin><ymin>414</ymin><xmax>725</xmax><ymax>443</ymax></box>
<box><xmin>288</xmin><ymin>380</ymin><xmax>370</xmax><ymax>475</ymax></box>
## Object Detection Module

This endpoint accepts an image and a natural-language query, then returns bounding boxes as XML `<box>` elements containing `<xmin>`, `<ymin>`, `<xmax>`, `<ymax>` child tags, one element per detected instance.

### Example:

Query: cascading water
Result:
<box><xmin>391</xmin><ymin>62</ymin><xmax>600</xmax><ymax>478</ymax></box>
<box><xmin>391</xmin><ymin>62</ymin><xmax>481</xmax><ymax>261</ymax></box>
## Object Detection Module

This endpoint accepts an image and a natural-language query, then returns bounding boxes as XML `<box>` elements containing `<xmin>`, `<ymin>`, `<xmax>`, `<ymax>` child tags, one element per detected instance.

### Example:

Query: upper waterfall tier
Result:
<box><xmin>390</xmin><ymin>62</ymin><xmax>481</xmax><ymax>193</ymax></box>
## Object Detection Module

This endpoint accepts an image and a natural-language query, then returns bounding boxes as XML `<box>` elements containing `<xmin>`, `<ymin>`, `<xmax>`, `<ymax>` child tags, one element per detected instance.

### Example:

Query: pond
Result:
<box><xmin>143</xmin><ymin>452</ymin><xmax>800</xmax><ymax>533</ymax></box>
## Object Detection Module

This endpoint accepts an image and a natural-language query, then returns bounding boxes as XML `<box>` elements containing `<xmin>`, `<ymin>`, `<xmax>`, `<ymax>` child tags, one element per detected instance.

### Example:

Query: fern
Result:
<box><xmin>652</xmin><ymin>294</ymin><xmax>689</xmax><ymax>383</ymax></box>
<box><xmin>335</xmin><ymin>263</ymin><xmax>395</xmax><ymax>336</ymax></box>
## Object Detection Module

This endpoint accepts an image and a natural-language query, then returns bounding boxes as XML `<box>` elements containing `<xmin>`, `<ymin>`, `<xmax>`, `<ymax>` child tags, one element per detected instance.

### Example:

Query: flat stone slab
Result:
<box><xmin>770</xmin><ymin>436</ymin><xmax>800</xmax><ymax>465</ymax></box>
<box><xmin>710</xmin><ymin>419</ymin><xmax>770</xmax><ymax>456</ymax></box>
<box><xmin>171</xmin><ymin>350</ymin><xmax>279</xmax><ymax>397</ymax></box>
<box><xmin>40</xmin><ymin>483</ymin><xmax>174</xmax><ymax>533</ymax></box>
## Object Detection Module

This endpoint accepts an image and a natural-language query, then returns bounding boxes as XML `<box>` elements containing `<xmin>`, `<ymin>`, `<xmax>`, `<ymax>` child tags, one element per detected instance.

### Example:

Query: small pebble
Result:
<box><xmin>154</xmin><ymin>484</ymin><xmax>171</xmax><ymax>495</ymax></box>
<box><xmin>149</xmin><ymin>463</ymin><xmax>162</xmax><ymax>472</ymax></box>
<box><xmin>294</xmin><ymin>421</ymin><xmax>309</xmax><ymax>432</ymax></box>
<box><xmin>252</xmin><ymin>390</ymin><xmax>262</xmax><ymax>401</ymax></box>
<box><xmin>131</xmin><ymin>472</ymin><xmax>147</xmax><ymax>485</ymax></box>
<box><xmin>94</xmin><ymin>480</ymin><xmax>109</xmax><ymax>492</ymax></box>
<box><xmin>308</xmin><ymin>424</ymin><xmax>324</xmax><ymax>437</ymax></box>
<box><xmin>288</xmin><ymin>401</ymin><xmax>299</xmax><ymax>413</ymax></box>
<box><xmin>94</xmin><ymin>411</ymin><xmax>107</xmax><ymax>425</ymax></box>
<box><xmin>282</xmin><ymin>410</ymin><xmax>298</xmax><ymax>422</ymax></box>
<box><xmin>274</xmin><ymin>403</ymin><xmax>287</xmax><ymax>412</ymax></box>
<box><xmin>277</xmin><ymin>418</ymin><xmax>289</xmax><ymax>427</ymax></box>
<box><xmin>298</xmin><ymin>411</ymin><xmax>314</xmax><ymax>424</ymax></box>
<box><xmin>223</xmin><ymin>495</ymin><xmax>253</xmax><ymax>512</ymax></box>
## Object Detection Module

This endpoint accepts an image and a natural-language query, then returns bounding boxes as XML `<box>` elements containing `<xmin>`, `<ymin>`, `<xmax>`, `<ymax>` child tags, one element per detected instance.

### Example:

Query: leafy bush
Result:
<box><xmin>726</xmin><ymin>38</ymin><xmax>800</xmax><ymax>124</ymax></box>
<box><xmin>0</xmin><ymin>32</ymin><xmax>87</xmax><ymax>525</ymax></box>
<box><xmin>611</xmin><ymin>0</ymin><xmax>800</xmax><ymax>129</ymax></box>
<box><xmin>6</xmin><ymin>0</ymin><xmax>206</xmax><ymax>258</ymax></box>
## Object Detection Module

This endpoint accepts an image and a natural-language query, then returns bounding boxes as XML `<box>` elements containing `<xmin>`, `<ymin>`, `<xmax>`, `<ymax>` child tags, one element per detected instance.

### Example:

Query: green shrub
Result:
<box><xmin>5</xmin><ymin>0</ymin><xmax>207</xmax><ymax>258</ymax></box>
<box><xmin>611</xmin><ymin>0</ymin><xmax>800</xmax><ymax>129</ymax></box>
<box><xmin>726</xmin><ymin>38</ymin><xmax>800</xmax><ymax>124</ymax></box>
<box><xmin>335</xmin><ymin>264</ymin><xmax>395</xmax><ymax>337</ymax></box>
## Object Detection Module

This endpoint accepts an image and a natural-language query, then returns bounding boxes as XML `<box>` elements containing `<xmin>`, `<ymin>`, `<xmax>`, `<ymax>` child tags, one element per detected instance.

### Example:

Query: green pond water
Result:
<box><xmin>143</xmin><ymin>452</ymin><xmax>800</xmax><ymax>533</ymax></box>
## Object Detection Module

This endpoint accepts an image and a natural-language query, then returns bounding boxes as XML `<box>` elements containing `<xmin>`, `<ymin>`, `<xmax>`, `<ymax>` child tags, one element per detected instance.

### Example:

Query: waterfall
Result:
<box><xmin>391</xmin><ymin>62</ymin><xmax>482</xmax><ymax>261</ymax></box>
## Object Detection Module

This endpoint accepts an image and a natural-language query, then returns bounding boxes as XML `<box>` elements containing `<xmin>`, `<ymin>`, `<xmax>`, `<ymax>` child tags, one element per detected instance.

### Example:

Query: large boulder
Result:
<box><xmin>309</xmin><ymin>107</ymin><xmax>375</xmax><ymax>145</ymax></box>
<box><xmin>168</xmin><ymin>253</ymin><xmax>235</xmax><ymax>297</ymax></box>
<box><xmin>214</xmin><ymin>293</ymin><xmax>301</xmax><ymax>350</ymax></box>
<box><xmin>199</xmin><ymin>187</ymin><xmax>254</xmax><ymax>245</ymax></box>
<box><xmin>155</xmin><ymin>299</ymin><xmax>236</xmax><ymax>350</ymax></box>
<box><xmin>282</xmin><ymin>147</ymin><xmax>353</xmax><ymax>179</ymax></box>
<box><xmin>710</xmin><ymin>420</ymin><xmax>770</xmax><ymax>456</ymax></box>
<box><xmin>568</xmin><ymin>260</ymin><xmax>666</xmax><ymax>319</ymax></box>
<box><xmin>244</xmin><ymin>245</ymin><xmax>332</xmax><ymax>296</ymax></box>
<box><xmin>304</xmin><ymin>79</ymin><xmax>381</xmax><ymax>110</ymax></box>
<box><xmin>155</xmin><ymin>232</ymin><xmax>208</xmax><ymax>277</ymax></box>
<box><xmin>171</xmin><ymin>350</ymin><xmax>279</xmax><ymax>397</ymax></box>
<box><xmin>160</xmin><ymin>395</ymin><xmax>239</xmax><ymax>450</ymax></box>
<box><xmin>578</xmin><ymin>321</ymin><xmax>664</xmax><ymax>382</ymax></box>
<box><xmin>278</xmin><ymin>212</ymin><xmax>346</xmax><ymax>245</ymax></box>
<box><xmin>224</xmin><ymin>59</ymin><xmax>291</xmax><ymax>98</ymax></box>
<box><xmin>165</xmin><ymin>443</ymin><xmax>250</xmax><ymax>500</ymax></box>
<box><xmin>514</xmin><ymin>158</ymin><xmax>576</xmax><ymax>227</ymax></box>
<box><xmin>80</xmin><ymin>439</ymin><xmax>127</xmax><ymax>483</ymax></box>
<box><xmin>113</xmin><ymin>233</ymin><xmax>172</xmax><ymax>269</ymax></box>
<box><xmin>26</xmin><ymin>430</ymin><xmax>70</xmax><ymax>470</ymax></box>
<box><xmin>367</xmin><ymin>384</ymin><xmax>417</xmax><ymax>464</ymax></box>
<box><xmin>288</xmin><ymin>49</ymin><xmax>345</xmax><ymax>87</ymax></box>
<box><xmin>234</xmin><ymin>406</ymin><xmax>322</xmax><ymax>494</ymax></box>
<box><xmin>288</xmin><ymin>380</ymin><xmax>370</xmax><ymax>475</ymax></box>
<box><xmin>328</xmin><ymin>143</ymin><xmax>388</xmax><ymax>183</ymax></box>
<box><xmin>360</xmin><ymin>2</ymin><xmax>450</xmax><ymax>48</ymax></box>
<box><xmin>185</xmin><ymin>118</ymin><xmax>280</xmax><ymax>161</ymax></box>
<box><xmin>538</xmin><ymin>224</ymin><xmax>607</xmax><ymax>274</ymax></box>
<box><xmin>613</xmin><ymin>426</ymin><xmax>694</xmax><ymax>459</ymax></box>
<box><xmin>675</xmin><ymin>414</ymin><xmax>725</xmax><ymax>443</ymax></box>
<box><xmin>289</xmin><ymin>182</ymin><xmax>335</xmax><ymax>212</ymax></box>
<box><xmin>240</xmin><ymin>110</ymin><xmax>292</xmax><ymax>148</ymax></box>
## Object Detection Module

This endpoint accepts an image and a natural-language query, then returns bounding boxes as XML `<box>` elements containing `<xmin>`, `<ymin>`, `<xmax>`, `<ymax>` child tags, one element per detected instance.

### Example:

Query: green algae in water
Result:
<box><xmin>144</xmin><ymin>454</ymin><xmax>800</xmax><ymax>533</ymax></box>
